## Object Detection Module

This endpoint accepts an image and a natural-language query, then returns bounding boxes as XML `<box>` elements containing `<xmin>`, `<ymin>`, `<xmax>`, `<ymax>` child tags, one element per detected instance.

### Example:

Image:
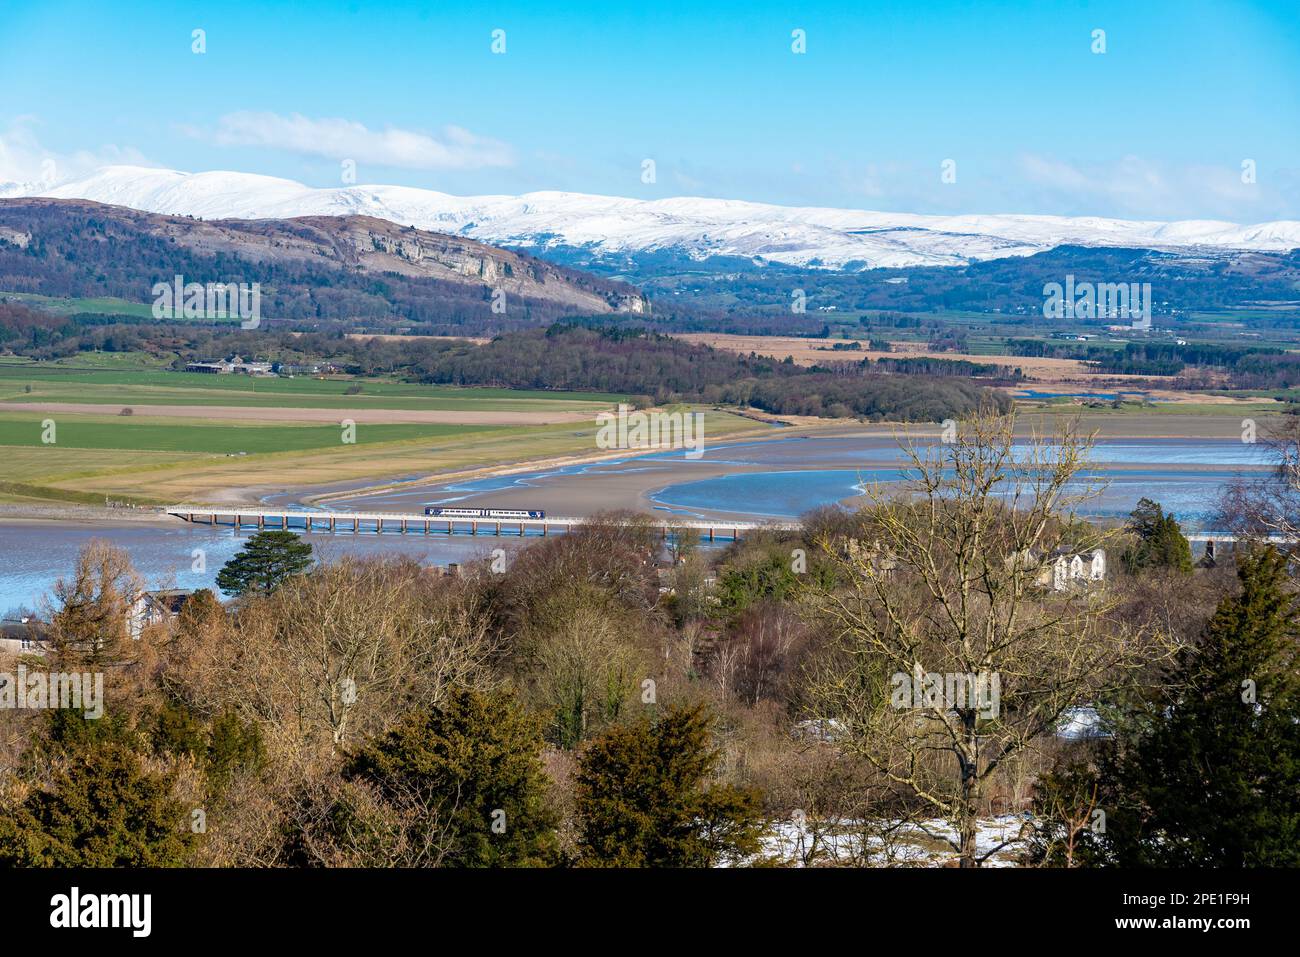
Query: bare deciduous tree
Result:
<box><xmin>44</xmin><ymin>539</ymin><xmax>142</xmax><ymax>667</ymax></box>
<box><xmin>804</xmin><ymin>409</ymin><xmax>1170</xmax><ymax>867</ymax></box>
<box><xmin>1215</xmin><ymin>413</ymin><xmax>1300</xmax><ymax>547</ymax></box>
<box><xmin>209</xmin><ymin>557</ymin><xmax>496</xmax><ymax>760</ymax></box>
<box><xmin>525</xmin><ymin>586</ymin><xmax>645</xmax><ymax>748</ymax></box>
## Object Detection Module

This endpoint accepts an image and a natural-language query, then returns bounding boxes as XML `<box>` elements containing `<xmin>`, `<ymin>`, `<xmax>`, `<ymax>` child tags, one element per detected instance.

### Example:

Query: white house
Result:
<box><xmin>1040</xmin><ymin>549</ymin><xmax>1106</xmax><ymax>592</ymax></box>
<box><xmin>128</xmin><ymin>589</ymin><xmax>195</xmax><ymax>640</ymax></box>
<box><xmin>0</xmin><ymin>616</ymin><xmax>49</xmax><ymax>656</ymax></box>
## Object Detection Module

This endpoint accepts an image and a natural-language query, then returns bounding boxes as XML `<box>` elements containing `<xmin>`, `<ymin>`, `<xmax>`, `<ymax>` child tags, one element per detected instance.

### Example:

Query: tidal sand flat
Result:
<box><xmin>318</xmin><ymin>429</ymin><xmax>1275</xmax><ymax>528</ymax></box>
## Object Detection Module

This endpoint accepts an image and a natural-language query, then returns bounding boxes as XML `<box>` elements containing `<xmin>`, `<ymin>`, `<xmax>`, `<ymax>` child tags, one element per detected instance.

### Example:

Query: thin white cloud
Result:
<box><xmin>0</xmin><ymin>118</ymin><xmax>150</xmax><ymax>187</ymax></box>
<box><xmin>1015</xmin><ymin>153</ymin><xmax>1281</xmax><ymax>220</ymax></box>
<box><xmin>819</xmin><ymin>153</ymin><xmax>1299</xmax><ymax>221</ymax></box>
<box><xmin>205</xmin><ymin>111</ymin><xmax>515</xmax><ymax>171</ymax></box>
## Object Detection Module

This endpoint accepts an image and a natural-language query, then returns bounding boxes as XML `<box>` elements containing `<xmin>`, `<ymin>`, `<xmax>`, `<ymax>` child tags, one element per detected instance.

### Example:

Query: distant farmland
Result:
<box><xmin>0</xmin><ymin>357</ymin><xmax>768</xmax><ymax>505</ymax></box>
<box><xmin>0</xmin><ymin>413</ymin><xmax>494</xmax><ymax>454</ymax></box>
<box><xmin>674</xmin><ymin>332</ymin><xmax>1101</xmax><ymax>379</ymax></box>
<box><xmin>0</xmin><ymin>361</ymin><xmax>628</xmax><ymax>412</ymax></box>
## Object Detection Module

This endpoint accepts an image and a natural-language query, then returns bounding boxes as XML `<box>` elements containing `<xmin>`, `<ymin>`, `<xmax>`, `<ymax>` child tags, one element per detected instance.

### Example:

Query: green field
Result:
<box><xmin>0</xmin><ymin>359</ymin><xmax>620</xmax><ymax>502</ymax></box>
<box><xmin>0</xmin><ymin>358</ymin><xmax>628</xmax><ymax>411</ymax></box>
<box><xmin>0</xmin><ymin>358</ymin><xmax>769</xmax><ymax>504</ymax></box>
<box><xmin>0</xmin><ymin>412</ymin><xmax>497</xmax><ymax>454</ymax></box>
<box><xmin>0</xmin><ymin>409</ymin><xmax>768</xmax><ymax>505</ymax></box>
<box><xmin>1</xmin><ymin>291</ymin><xmax>157</xmax><ymax>318</ymax></box>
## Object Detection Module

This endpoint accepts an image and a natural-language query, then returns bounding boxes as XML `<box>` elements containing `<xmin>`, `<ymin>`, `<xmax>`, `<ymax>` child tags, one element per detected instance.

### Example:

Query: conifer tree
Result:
<box><xmin>1103</xmin><ymin>547</ymin><xmax>1300</xmax><ymax>866</ymax></box>
<box><xmin>343</xmin><ymin>686</ymin><xmax>558</xmax><ymax>867</ymax></box>
<box><xmin>1121</xmin><ymin>497</ymin><xmax>1193</xmax><ymax>574</ymax></box>
<box><xmin>574</xmin><ymin>703</ymin><xmax>763</xmax><ymax>866</ymax></box>
<box><xmin>215</xmin><ymin>530</ymin><xmax>313</xmax><ymax>596</ymax></box>
<box><xmin>0</xmin><ymin>717</ymin><xmax>196</xmax><ymax>867</ymax></box>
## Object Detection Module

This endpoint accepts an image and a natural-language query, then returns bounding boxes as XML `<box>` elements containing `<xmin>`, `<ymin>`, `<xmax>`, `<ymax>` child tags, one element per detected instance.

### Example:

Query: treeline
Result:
<box><xmin>1004</xmin><ymin>337</ymin><xmax>1286</xmax><ymax>378</ymax></box>
<box><xmin>871</xmin><ymin>355</ymin><xmax>1021</xmax><ymax>379</ymax></box>
<box><xmin>1218</xmin><ymin>351</ymin><xmax>1300</xmax><ymax>390</ymax></box>
<box><xmin>1</xmin><ymin>311</ymin><xmax>1011</xmax><ymax>421</ymax></box>
<box><xmin>402</xmin><ymin>325</ymin><xmax>1012</xmax><ymax>420</ymax></box>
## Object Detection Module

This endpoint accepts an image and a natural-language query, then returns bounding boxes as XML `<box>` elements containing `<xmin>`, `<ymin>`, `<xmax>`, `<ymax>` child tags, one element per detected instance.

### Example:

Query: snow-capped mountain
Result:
<box><xmin>20</xmin><ymin>165</ymin><xmax>1300</xmax><ymax>271</ymax></box>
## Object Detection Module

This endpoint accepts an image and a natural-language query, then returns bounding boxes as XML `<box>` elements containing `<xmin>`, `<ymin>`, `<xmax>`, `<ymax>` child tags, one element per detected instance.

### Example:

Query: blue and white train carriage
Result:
<box><xmin>424</xmin><ymin>506</ymin><xmax>546</xmax><ymax>520</ymax></box>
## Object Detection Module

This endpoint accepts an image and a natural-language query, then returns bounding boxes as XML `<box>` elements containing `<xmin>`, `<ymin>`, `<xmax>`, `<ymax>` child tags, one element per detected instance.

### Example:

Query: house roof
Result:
<box><xmin>141</xmin><ymin>589</ymin><xmax>195</xmax><ymax>614</ymax></box>
<box><xmin>0</xmin><ymin>618</ymin><xmax>50</xmax><ymax>641</ymax></box>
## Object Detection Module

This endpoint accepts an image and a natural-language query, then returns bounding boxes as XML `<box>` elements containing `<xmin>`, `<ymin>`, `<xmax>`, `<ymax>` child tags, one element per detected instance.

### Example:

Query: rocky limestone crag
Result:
<box><xmin>0</xmin><ymin>198</ymin><xmax>647</xmax><ymax>317</ymax></box>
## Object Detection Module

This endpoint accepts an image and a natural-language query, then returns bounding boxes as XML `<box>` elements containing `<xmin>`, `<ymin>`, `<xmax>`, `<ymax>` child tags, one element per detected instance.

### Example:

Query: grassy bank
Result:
<box><xmin>0</xmin><ymin>397</ymin><xmax>770</xmax><ymax>505</ymax></box>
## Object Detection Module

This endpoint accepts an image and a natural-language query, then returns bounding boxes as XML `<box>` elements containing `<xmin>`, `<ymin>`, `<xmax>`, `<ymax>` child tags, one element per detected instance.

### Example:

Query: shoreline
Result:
<box><xmin>300</xmin><ymin>428</ymin><xmax>813</xmax><ymax>508</ymax></box>
<box><xmin>0</xmin><ymin>410</ymin><xmax>1277</xmax><ymax>526</ymax></box>
<box><xmin>0</xmin><ymin>504</ymin><xmax>176</xmax><ymax>527</ymax></box>
<box><xmin>301</xmin><ymin>411</ymin><xmax>1275</xmax><ymax>510</ymax></box>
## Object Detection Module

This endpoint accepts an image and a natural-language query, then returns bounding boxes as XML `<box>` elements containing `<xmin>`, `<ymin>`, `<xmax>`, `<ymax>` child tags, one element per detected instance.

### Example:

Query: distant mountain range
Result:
<box><xmin>5</xmin><ymin>165</ymin><xmax>1300</xmax><ymax>271</ymax></box>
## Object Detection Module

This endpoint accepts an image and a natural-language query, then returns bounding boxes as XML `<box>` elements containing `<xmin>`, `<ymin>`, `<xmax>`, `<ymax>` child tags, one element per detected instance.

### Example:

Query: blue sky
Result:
<box><xmin>2</xmin><ymin>0</ymin><xmax>1298</xmax><ymax>220</ymax></box>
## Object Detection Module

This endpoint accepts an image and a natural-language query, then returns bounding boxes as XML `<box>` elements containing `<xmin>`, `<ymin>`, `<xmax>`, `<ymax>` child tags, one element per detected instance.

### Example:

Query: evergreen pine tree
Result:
<box><xmin>343</xmin><ymin>686</ymin><xmax>558</xmax><ymax>867</ymax></box>
<box><xmin>215</xmin><ymin>530</ymin><xmax>313</xmax><ymax>597</ymax></box>
<box><xmin>1103</xmin><ymin>547</ymin><xmax>1300</xmax><ymax>866</ymax></box>
<box><xmin>1121</xmin><ymin>497</ymin><xmax>1193</xmax><ymax>574</ymax></box>
<box><xmin>0</xmin><ymin>719</ymin><xmax>196</xmax><ymax>868</ymax></box>
<box><xmin>574</xmin><ymin>703</ymin><xmax>763</xmax><ymax>866</ymax></box>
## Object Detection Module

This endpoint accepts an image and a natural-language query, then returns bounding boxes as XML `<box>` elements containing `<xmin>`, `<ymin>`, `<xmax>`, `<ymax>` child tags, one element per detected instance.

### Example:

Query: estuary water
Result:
<box><xmin>0</xmin><ymin>436</ymin><xmax>1275</xmax><ymax>614</ymax></box>
<box><xmin>0</xmin><ymin>522</ymin><xmax>520</xmax><ymax>616</ymax></box>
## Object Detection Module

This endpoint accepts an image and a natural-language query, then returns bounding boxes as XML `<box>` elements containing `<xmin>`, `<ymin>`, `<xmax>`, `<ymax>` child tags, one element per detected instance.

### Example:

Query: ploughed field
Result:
<box><xmin>675</xmin><ymin>332</ymin><xmax>1095</xmax><ymax>377</ymax></box>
